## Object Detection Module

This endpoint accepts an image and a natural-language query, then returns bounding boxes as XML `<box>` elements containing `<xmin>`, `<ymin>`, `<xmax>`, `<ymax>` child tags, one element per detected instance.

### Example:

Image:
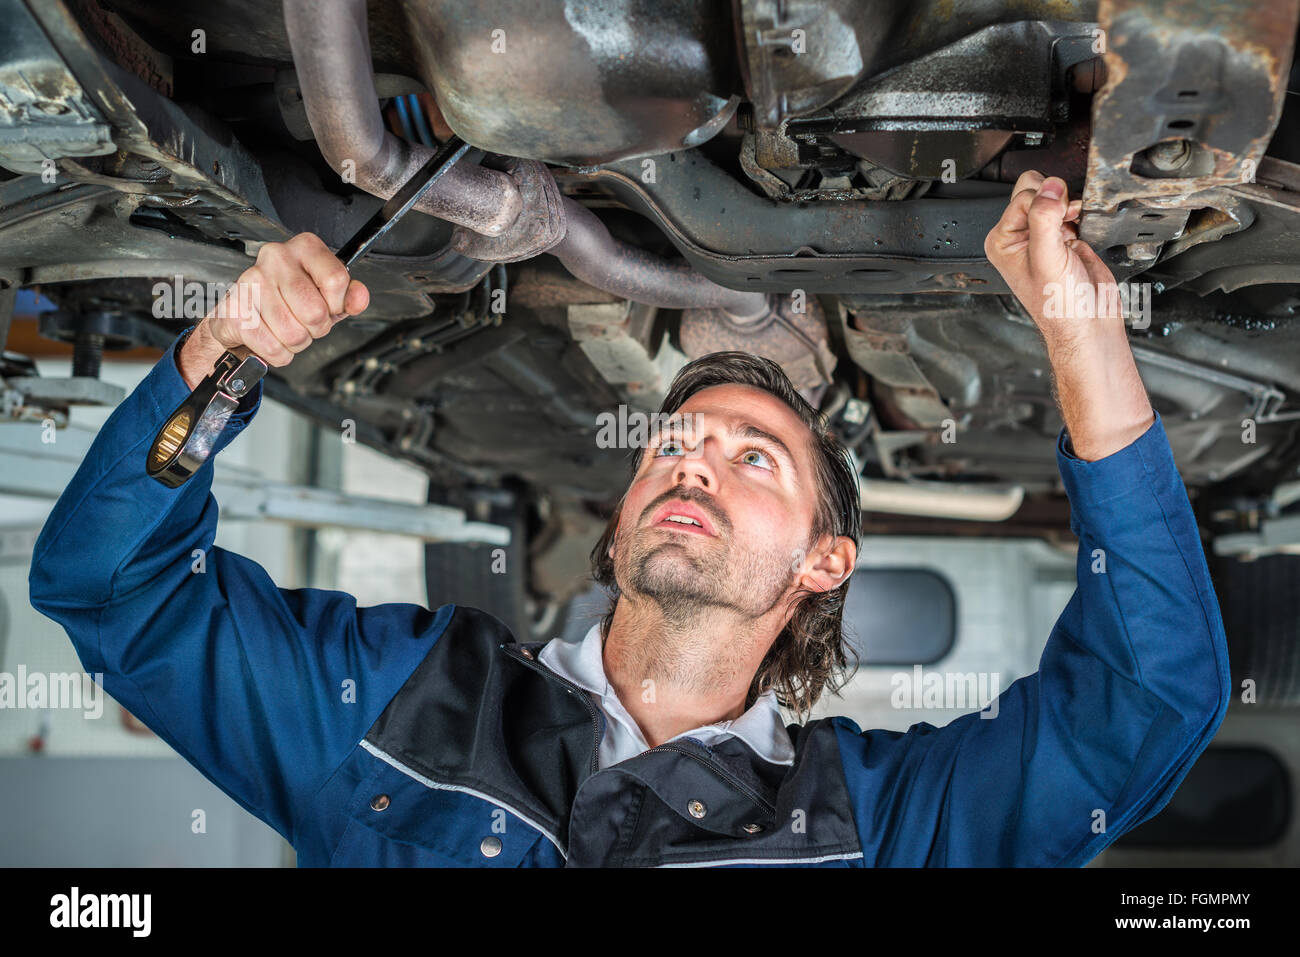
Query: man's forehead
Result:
<box><xmin>675</xmin><ymin>384</ymin><xmax>812</xmax><ymax>459</ymax></box>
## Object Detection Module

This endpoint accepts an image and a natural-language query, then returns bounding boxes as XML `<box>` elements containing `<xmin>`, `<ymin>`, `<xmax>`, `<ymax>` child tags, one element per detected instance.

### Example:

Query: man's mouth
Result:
<box><xmin>649</xmin><ymin>501</ymin><xmax>718</xmax><ymax>537</ymax></box>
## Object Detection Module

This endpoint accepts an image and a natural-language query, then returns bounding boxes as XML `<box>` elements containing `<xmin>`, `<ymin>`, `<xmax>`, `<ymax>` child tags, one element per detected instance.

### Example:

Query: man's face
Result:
<box><xmin>609</xmin><ymin>384</ymin><xmax>823</xmax><ymax>623</ymax></box>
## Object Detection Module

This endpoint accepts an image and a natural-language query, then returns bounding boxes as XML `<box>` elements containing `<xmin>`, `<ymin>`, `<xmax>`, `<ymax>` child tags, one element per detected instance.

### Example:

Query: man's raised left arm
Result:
<box><xmin>834</xmin><ymin>175</ymin><xmax>1232</xmax><ymax>866</ymax></box>
<box><xmin>971</xmin><ymin>172</ymin><xmax>1232</xmax><ymax>862</ymax></box>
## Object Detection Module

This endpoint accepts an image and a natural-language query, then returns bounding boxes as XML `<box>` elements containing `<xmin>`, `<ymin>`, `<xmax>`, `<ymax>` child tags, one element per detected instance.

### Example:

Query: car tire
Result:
<box><xmin>1210</xmin><ymin>553</ymin><xmax>1300</xmax><ymax>708</ymax></box>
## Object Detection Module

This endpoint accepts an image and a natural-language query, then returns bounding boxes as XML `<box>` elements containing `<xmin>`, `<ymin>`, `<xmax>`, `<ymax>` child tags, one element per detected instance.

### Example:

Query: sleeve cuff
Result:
<box><xmin>1055</xmin><ymin>410</ymin><xmax>1174</xmax><ymax>510</ymax></box>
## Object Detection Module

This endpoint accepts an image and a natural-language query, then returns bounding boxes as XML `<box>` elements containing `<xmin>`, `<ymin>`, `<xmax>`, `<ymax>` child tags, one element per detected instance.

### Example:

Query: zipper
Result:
<box><xmin>501</xmin><ymin>643</ymin><xmax>602</xmax><ymax>777</ymax></box>
<box><xmin>642</xmin><ymin>741</ymin><xmax>777</xmax><ymax>819</ymax></box>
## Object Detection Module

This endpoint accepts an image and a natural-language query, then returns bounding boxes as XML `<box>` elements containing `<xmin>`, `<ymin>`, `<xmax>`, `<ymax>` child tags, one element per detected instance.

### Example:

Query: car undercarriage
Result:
<box><xmin>2</xmin><ymin>0</ymin><xmax>1299</xmax><ymax>639</ymax></box>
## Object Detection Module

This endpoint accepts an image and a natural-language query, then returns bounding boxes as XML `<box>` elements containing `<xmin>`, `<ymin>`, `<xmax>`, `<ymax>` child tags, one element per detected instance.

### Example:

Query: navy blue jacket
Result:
<box><xmin>29</xmin><ymin>331</ymin><xmax>1231</xmax><ymax>866</ymax></box>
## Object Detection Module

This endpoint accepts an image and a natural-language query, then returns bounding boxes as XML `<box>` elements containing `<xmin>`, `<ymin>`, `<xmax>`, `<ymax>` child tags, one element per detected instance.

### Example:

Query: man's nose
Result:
<box><xmin>673</xmin><ymin>440</ymin><xmax>719</xmax><ymax>490</ymax></box>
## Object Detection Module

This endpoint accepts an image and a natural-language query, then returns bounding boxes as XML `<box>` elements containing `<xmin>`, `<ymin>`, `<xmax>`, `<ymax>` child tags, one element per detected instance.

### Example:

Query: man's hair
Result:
<box><xmin>589</xmin><ymin>351</ymin><xmax>862</xmax><ymax>721</ymax></box>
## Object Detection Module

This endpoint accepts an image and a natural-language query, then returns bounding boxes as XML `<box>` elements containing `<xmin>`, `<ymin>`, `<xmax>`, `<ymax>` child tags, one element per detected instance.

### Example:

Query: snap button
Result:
<box><xmin>688</xmin><ymin>799</ymin><xmax>707</xmax><ymax>819</ymax></box>
<box><xmin>519</xmin><ymin>648</ymin><xmax>534</xmax><ymax>660</ymax></box>
<box><xmin>742</xmin><ymin>823</ymin><xmax>763</xmax><ymax>834</ymax></box>
<box><xmin>480</xmin><ymin>836</ymin><xmax>503</xmax><ymax>857</ymax></box>
<box><xmin>370</xmin><ymin>794</ymin><xmax>390</xmax><ymax>812</ymax></box>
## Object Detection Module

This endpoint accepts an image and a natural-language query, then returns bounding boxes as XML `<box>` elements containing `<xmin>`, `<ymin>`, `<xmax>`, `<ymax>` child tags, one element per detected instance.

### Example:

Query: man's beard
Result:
<box><xmin>615</xmin><ymin>523</ymin><xmax>799</xmax><ymax>626</ymax></box>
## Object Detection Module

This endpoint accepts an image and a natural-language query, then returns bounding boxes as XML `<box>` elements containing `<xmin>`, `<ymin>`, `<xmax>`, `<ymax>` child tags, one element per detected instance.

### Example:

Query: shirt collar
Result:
<box><xmin>538</xmin><ymin>623</ymin><xmax>796</xmax><ymax>766</ymax></box>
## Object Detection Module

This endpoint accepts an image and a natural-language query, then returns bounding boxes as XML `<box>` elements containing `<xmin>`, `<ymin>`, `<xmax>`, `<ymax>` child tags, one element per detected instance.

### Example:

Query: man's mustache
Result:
<box><xmin>639</xmin><ymin>486</ymin><xmax>729</xmax><ymax>536</ymax></box>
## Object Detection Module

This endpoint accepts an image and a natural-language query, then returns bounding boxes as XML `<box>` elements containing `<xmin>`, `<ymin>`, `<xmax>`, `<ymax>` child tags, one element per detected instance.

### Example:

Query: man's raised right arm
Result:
<box><xmin>28</xmin><ymin>235</ymin><xmax>448</xmax><ymax>843</ymax></box>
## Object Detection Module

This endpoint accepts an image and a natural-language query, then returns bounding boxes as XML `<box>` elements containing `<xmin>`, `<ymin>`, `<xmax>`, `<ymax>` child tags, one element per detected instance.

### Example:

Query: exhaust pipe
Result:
<box><xmin>283</xmin><ymin>0</ymin><xmax>521</xmax><ymax>237</ymax></box>
<box><xmin>281</xmin><ymin>0</ymin><xmax>770</xmax><ymax>314</ymax></box>
<box><xmin>859</xmin><ymin>478</ymin><xmax>1025</xmax><ymax>522</ymax></box>
<box><xmin>553</xmin><ymin>200</ymin><xmax>768</xmax><ymax>314</ymax></box>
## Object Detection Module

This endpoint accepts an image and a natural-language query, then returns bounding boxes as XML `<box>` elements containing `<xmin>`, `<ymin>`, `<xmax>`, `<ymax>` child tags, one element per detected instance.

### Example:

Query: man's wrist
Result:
<box><xmin>176</xmin><ymin>320</ymin><xmax>226</xmax><ymax>390</ymax></box>
<box><xmin>1034</xmin><ymin>311</ymin><xmax>1127</xmax><ymax>357</ymax></box>
<box><xmin>1031</xmin><ymin>309</ymin><xmax>1155</xmax><ymax>460</ymax></box>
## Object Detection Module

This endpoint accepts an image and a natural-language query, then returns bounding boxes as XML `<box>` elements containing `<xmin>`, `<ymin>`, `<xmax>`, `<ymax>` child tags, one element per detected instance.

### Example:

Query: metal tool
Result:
<box><xmin>146</xmin><ymin>136</ymin><xmax>471</xmax><ymax>487</ymax></box>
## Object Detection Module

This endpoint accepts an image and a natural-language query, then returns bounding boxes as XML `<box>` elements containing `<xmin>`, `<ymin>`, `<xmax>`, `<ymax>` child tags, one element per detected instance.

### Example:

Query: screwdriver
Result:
<box><xmin>147</xmin><ymin>135</ymin><xmax>471</xmax><ymax>488</ymax></box>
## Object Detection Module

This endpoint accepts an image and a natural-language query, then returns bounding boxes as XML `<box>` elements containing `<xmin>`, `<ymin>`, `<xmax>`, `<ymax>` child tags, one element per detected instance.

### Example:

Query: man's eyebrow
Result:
<box><xmin>728</xmin><ymin>421</ymin><xmax>798</xmax><ymax>472</ymax></box>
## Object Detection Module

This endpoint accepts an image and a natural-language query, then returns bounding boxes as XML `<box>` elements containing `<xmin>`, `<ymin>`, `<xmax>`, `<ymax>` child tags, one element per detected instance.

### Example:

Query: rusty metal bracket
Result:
<box><xmin>1080</xmin><ymin>0</ymin><xmax>1300</xmax><ymax>263</ymax></box>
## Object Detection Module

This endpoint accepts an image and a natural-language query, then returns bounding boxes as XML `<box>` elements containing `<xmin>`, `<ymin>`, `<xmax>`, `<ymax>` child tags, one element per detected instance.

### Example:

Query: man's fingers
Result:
<box><xmin>289</xmin><ymin>232</ymin><xmax>352</xmax><ymax>315</ymax></box>
<box><xmin>1027</xmin><ymin>177</ymin><xmax>1067</xmax><ymax>226</ymax></box>
<box><xmin>985</xmin><ymin>170</ymin><xmax>1048</xmax><ymax>258</ymax></box>
<box><xmin>341</xmin><ymin>279</ymin><xmax>369</xmax><ymax>317</ymax></box>
<box><xmin>279</xmin><ymin>275</ymin><xmax>333</xmax><ymax>337</ymax></box>
<box><xmin>208</xmin><ymin>235</ymin><xmax>372</xmax><ymax>369</ymax></box>
<box><xmin>256</xmin><ymin>284</ymin><xmax>313</xmax><ymax>361</ymax></box>
<box><xmin>985</xmin><ymin>192</ymin><xmax>1034</xmax><ymax>258</ymax></box>
<box><xmin>1011</xmin><ymin>169</ymin><xmax>1046</xmax><ymax>195</ymax></box>
<box><xmin>1069</xmin><ymin>236</ymin><xmax>1118</xmax><ymax>291</ymax></box>
<box><xmin>239</xmin><ymin>302</ymin><xmax>295</xmax><ymax>367</ymax></box>
<box><xmin>1006</xmin><ymin>170</ymin><xmax>1047</xmax><ymax>217</ymax></box>
<box><xmin>1026</xmin><ymin>177</ymin><xmax>1071</xmax><ymax>279</ymax></box>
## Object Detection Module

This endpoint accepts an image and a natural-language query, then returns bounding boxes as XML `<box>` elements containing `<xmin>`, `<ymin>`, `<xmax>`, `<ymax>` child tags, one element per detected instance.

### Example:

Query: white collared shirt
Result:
<box><xmin>537</xmin><ymin>623</ymin><xmax>796</xmax><ymax>769</ymax></box>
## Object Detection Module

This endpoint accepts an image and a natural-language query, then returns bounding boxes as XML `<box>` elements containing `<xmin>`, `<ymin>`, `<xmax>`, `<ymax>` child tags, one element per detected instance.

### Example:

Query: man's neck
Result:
<box><xmin>601</xmin><ymin>593</ymin><xmax>782</xmax><ymax>748</ymax></box>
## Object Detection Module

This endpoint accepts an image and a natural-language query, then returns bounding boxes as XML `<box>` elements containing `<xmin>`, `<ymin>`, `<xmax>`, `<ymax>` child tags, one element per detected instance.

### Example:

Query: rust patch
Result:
<box><xmin>71</xmin><ymin>0</ymin><xmax>173</xmax><ymax>97</ymax></box>
<box><xmin>1080</xmin><ymin>0</ymin><xmax>1300</xmax><ymax>248</ymax></box>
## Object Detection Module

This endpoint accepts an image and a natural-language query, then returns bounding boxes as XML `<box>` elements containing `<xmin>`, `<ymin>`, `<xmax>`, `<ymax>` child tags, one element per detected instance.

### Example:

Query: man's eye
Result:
<box><xmin>741</xmin><ymin>448</ymin><xmax>775</xmax><ymax>470</ymax></box>
<box><xmin>655</xmin><ymin>440</ymin><xmax>685</xmax><ymax>457</ymax></box>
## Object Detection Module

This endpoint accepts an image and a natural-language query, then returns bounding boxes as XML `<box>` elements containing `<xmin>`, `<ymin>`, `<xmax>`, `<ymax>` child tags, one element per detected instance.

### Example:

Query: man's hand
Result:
<box><xmin>985</xmin><ymin>171</ymin><xmax>1105</xmax><ymax>336</ymax></box>
<box><xmin>177</xmin><ymin>233</ymin><xmax>369</xmax><ymax>389</ymax></box>
<box><xmin>984</xmin><ymin>172</ymin><xmax>1154</xmax><ymax>461</ymax></box>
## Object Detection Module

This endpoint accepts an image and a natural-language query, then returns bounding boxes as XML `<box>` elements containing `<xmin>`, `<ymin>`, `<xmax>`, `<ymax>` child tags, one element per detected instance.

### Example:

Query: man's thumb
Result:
<box><xmin>1027</xmin><ymin>178</ymin><xmax>1070</xmax><ymax>279</ymax></box>
<box><xmin>342</xmin><ymin>279</ymin><xmax>369</xmax><ymax>318</ymax></box>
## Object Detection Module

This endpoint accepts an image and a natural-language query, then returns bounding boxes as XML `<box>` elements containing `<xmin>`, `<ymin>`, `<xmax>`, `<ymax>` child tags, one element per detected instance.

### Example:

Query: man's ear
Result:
<box><xmin>798</xmin><ymin>535</ymin><xmax>856</xmax><ymax>594</ymax></box>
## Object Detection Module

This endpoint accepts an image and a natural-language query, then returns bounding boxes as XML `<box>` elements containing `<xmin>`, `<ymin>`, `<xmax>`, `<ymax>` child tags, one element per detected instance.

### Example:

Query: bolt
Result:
<box><xmin>1146</xmin><ymin>139</ymin><xmax>1192</xmax><ymax>172</ymax></box>
<box><xmin>71</xmin><ymin>332</ymin><xmax>105</xmax><ymax>379</ymax></box>
<box><xmin>1125</xmin><ymin>241</ymin><xmax>1161</xmax><ymax>262</ymax></box>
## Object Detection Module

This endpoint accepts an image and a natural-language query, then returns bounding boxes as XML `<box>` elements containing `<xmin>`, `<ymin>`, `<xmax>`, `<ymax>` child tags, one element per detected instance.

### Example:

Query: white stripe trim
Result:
<box><xmin>657</xmin><ymin>850</ymin><xmax>865</xmax><ymax>868</ymax></box>
<box><xmin>359</xmin><ymin>739</ymin><xmax>567</xmax><ymax>860</ymax></box>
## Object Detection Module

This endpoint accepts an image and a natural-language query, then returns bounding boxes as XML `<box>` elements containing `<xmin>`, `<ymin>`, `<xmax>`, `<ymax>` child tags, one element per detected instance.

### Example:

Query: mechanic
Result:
<box><xmin>29</xmin><ymin>171</ymin><xmax>1229</xmax><ymax>867</ymax></box>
